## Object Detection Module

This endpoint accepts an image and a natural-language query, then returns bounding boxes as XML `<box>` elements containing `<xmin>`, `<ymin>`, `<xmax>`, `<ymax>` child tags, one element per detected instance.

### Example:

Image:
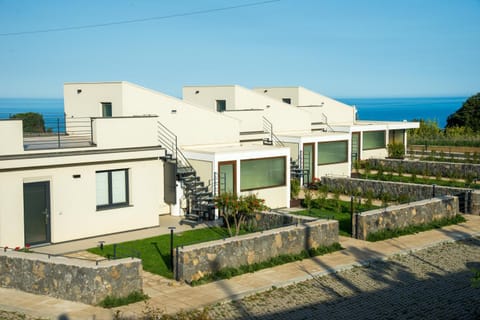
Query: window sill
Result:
<box><xmin>96</xmin><ymin>203</ymin><xmax>132</xmax><ymax>211</ymax></box>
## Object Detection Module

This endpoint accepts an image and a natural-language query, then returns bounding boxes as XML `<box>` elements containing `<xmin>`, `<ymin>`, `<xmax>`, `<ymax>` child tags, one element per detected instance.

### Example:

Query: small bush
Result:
<box><xmin>387</xmin><ymin>143</ymin><xmax>405</xmax><ymax>159</ymax></box>
<box><xmin>366</xmin><ymin>215</ymin><xmax>466</xmax><ymax>242</ymax></box>
<box><xmin>99</xmin><ymin>291</ymin><xmax>149</xmax><ymax>308</ymax></box>
<box><xmin>190</xmin><ymin>243</ymin><xmax>342</xmax><ymax>286</ymax></box>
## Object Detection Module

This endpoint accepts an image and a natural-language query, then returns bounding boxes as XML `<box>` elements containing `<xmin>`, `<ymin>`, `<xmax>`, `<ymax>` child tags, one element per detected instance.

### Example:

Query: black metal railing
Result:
<box><xmin>157</xmin><ymin>121</ymin><xmax>193</xmax><ymax>168</ymax></box>
<box><xmin>262</xmin><ymin>116</ymin><xmax>285</xmax><ymax>147</ymax></box>
<box><xmin>1</xmin><ymin>112</ymin><xmax>93</xmax><ymax>150</ymax></box>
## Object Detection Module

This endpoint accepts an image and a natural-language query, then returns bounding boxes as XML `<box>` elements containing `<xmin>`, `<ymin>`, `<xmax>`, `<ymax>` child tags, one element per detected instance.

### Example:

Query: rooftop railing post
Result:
<box><xmin>90</xmin><ymin>118</ymin><xmax>94</xmax><ymax>145</ymax></box>
<box><xmin>57</xmin><ymin>117</ymin><xmax>61</xmax><ymax>148</ymax></box>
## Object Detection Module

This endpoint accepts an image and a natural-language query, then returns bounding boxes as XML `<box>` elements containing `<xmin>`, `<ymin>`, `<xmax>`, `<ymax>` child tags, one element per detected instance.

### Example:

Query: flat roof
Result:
<box><xmin>183</xmin><ymin>143</ymin><xmax>287</xmax><ymax>155</ymax></box>
<box><xmin>277</xmin><ymin>130</ymin><xmax>349</xmax><ymax>138</ymax></box>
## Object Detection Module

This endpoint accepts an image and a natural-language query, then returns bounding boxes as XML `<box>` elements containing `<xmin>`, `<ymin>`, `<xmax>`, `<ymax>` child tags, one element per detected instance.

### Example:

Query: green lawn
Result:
<box><xmin>88</xmin><ymin>227</ymin><xmax>232</xmax><ymax>278</ymax></box>
<box><xmin>295</xmin><ymin>199</ymin><xmax>378</xmax><ymax>236</ymax></box>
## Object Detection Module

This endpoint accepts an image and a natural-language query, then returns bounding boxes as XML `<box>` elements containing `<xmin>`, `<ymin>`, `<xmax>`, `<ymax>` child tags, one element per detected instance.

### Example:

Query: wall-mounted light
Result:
<box><xmin>264</xmin><ymin>89</ymin><xmax>268</xmax><ymax>93</ymax></box>
<box><xmin>77</xmin><ymin>89</ymin><xmax>82</xmax><ymax>94</ymax></box>
<box><xmin>195</xmin><ymin>90</ymin><xmax>200</xmax><ymax>94</ymax></box>
<box><xmin>171</xmin><ymin>109</ymin><xmax>177</xmax><ymax>114</ymax></box>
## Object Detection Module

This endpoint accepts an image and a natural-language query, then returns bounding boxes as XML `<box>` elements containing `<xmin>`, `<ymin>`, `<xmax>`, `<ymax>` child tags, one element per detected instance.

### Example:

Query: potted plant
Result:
<box><xmin>290</xmin><ymin>178</ymin><xmax>302</xmax><ymax>207</ymax></box>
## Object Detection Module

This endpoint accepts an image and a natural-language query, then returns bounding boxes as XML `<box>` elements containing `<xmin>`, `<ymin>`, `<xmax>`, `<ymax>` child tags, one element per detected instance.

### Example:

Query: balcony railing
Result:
<box><xmin>1</xmin><ymin>112</ymin><xmax>94</xmax><ymax>150</ymax></box>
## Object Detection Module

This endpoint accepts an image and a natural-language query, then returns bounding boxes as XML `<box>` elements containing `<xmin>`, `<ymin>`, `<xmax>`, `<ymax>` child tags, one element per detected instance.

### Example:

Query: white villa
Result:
<box><xmin>0</xmin><ymin>81</ymin><xmax>418</xmax><ymax>248</ymax></box>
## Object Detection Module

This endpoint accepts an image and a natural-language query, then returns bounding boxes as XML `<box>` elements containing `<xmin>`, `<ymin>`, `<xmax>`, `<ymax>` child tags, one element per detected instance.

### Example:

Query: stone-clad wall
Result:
<box><xmin>355</xmin><ymin>196</ymin><xmax>458</xmax><ymax>240</ymax></box>
<box><xmin>367</xmin><ymin>158</ymin><xmax>480</xmax><ymax>179</ymax></box>
<box><xmin>0</xmin><ymin>251</ymin><xmax>142</xmax><ymax>305</ymax></box>
<box><xmin>321</xmin><ymin>176</ymin><xmax>480</xmax><ymax>214</ymax></box>
<box><xmin>175</xmin><ymin>219</ymin><xmax>338</xmax><ymax>283</ymax></box>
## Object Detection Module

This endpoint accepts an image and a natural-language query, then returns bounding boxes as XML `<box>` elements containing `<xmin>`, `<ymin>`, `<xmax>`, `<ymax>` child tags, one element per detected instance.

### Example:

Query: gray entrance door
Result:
<box><xmin>24</xmin><ymin>181</ymin><xmax>51</xmax><ymax>245</ymax></box>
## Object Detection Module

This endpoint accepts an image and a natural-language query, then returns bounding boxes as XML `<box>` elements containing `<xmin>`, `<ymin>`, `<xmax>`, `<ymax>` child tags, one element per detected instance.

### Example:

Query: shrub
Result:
<box><xmin>387</xmin><ymin>143</ymin><xmax>405</xmax><ymax>159</ymax></box>
<box><xmin>290</xmin><ymin>178</ymin><xmax>300</xmax><ymax>200</ymax></box>
<box><xmin>366</xmin><ymin>215</ymin><xmax>466</xmax><ymax>242</ymax></box>
<box><xmin>99</xmin><ymin>291</ymin><xmax>148</xmax><ymax>308</ymax></box>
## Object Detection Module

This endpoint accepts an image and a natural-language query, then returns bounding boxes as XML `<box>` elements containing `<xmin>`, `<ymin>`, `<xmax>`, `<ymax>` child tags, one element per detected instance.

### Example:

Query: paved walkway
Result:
<box><xmin>1</xmin><ymin>215</ymin><xmax>480</xmax><ymax>319</ymax></box>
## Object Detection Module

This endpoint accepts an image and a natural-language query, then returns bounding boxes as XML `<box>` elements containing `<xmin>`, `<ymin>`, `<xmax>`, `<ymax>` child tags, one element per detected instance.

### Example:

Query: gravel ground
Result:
<box><xmin>202</xmin><ymin>238</ymin><xmax>480</xmax><ymax>320</ymax></box>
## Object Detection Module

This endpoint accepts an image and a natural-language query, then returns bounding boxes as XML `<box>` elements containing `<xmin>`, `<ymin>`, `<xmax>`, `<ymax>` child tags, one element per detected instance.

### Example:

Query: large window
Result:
<box><xmin>317</xmin><ymin>141</ymin><xmax>348</xmax><ymax>165</ymax></box>
<box><xmin>363</xmin><ymin>131</ymin><xmax>385</xmax><ymax>150</ymax></box>
<box><xmin>240</xmin><ymin>157</ymin><xmax>286</xmax><ymax>191</ymax></box>
<box><xmin>96</xmin><ymin>169</ymin><xmax>129</xmax><ymax>209</ymax></box>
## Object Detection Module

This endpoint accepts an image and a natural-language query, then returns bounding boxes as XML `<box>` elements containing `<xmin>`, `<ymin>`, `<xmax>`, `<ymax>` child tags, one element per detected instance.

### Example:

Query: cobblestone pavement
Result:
<box><xmin>201</xmin><ymin>238</ymin><xmax>480</xmax><ymax>320</ymax></box>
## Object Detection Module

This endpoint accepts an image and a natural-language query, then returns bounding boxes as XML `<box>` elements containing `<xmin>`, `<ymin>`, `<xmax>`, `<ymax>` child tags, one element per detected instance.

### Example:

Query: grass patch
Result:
<box><xmin>366</xmin><ymin>215</ymin><xmax>467</xmax><ymax>242</ymax></box>
<box><xmin>190</xmin><ymin>242</ymin><xmax>342</xmax><ymax>286</ymax></box>
<box><xmin>88</xmin><ymin>227</ymin><xmax>233</xmax><ymax>278</ymax></box>
<box><xmin>98</xmin><ymin>290</ymin><xmax>148</xmax><ymax>308</ymax></box>
<box><xmin>358</xmin><ymin>172</ymin><xmax>480</xmax><ymax>190</ymax></box>
<box><xmin>295</xmin><ymin>199</ymin><xmax>378</xmax><ymax>236</ymax></box>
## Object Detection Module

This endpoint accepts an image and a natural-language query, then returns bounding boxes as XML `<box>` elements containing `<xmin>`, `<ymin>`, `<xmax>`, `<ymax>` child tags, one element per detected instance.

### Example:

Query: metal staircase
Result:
<box><xmin>290</xmin><ymin>150</ymin><xmax>311</xmax><ymax>186</ymax></box>
<box><xmin>262</xmin><ymin>117</ymin><xmax>311</xmax><ymax>185</ymax></box>
<box><xmin>262</xmin><ymin>117</ymin><xmax>285</xmax><ymax>147</ymax></box>
<box><xmin>157</xmin><ymin>122</ymin><xmax>215</xmax><ymax>224</ymax></box>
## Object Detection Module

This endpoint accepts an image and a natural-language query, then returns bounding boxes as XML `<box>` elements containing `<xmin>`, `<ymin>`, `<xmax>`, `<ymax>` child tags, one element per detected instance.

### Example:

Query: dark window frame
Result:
<box><xmin>282</xmin><ymin>98</ymin><xmax>292</xmax><ymax>104</ymax></box>
<box><xmin>317</xmin><ymin>140</ymin><xmax>349</xmax><ymax>165</ymax></box>
<box><xmin>216</xmin><ymin>99</ymin><xmax>226</xmax><ymax>112</ymax></box>
<box><xmin>101</xmin><ymin>102</ymin><xmax>112</xmax><ymax>117</ymax></box>
<box><xmin>362</xmin><ymin>130</ymin><xmax>386</xmax><ymax>150</ymax></box>
<box><xmin>96</xmin><ymin>168</ymin><xmax>129</xmax><ymax>210</ymax></box>
<box><xmin>240</xmin><ymin>156</ymin><xmax>287</xmax><ymax>192</ymax></box>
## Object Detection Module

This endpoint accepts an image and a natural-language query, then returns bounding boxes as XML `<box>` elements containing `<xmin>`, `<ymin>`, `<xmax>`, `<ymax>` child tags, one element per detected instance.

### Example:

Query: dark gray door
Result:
<box><xmin>23</xmin><ymin>181</ymin><xmax>51</xmax><ymax>245</ymax></box>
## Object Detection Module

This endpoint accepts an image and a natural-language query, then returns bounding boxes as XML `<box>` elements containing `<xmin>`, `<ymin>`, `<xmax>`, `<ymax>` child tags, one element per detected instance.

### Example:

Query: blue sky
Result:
<box><xmin>0</xmin><ymin>0</ymin><xmax>479</xmax><ymax>98</ymax></box>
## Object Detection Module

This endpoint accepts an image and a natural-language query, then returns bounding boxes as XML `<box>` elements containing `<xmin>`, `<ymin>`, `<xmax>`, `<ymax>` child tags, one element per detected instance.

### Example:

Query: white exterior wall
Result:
<box><xmin>254</xmin><ymin>87</ymin><xmax>356</xmax><ymax>125</ymax></box>
<box><xmin>253</xmin><ymin>87</ymin><xmax>300</xmax><ymax>106</ymax></box>
<box><xmin>183</xmin><ymin>86</ymin><xmax>237</xmax><ymax>112</ymax></box>
<box><xmin>121</xmin><ymin>83</ymin><xmax>240</xmax><ymax>146</ymax></box>
<box><xmin>64</xmin><ymin>83</ymin><xmax>124</xmax><ymax>118</ymax></box>
<box><xmin>93</xmin><ymin>117</ymin><xmax>159</xmax><ymax>149</ymax></box>
<box><xmin>362</xmin><ymin>148</ymin><xmax>389</xmax><ymax>159</ymax></box>
<box><xmin>0</xmin><ymin>154</ymin><xmax>165</xmax><ymax>248</ymax></box>
<box><xmin>318</xmin><ymin>163</ymin><xmax>351</xmax><ymax>178</ymax></box>
<box><xmin>64</xmin><ymin>82</ymin><xmax>241</xmax><ymax>147</ymax></box>
<box><xmin>223</xmin><ymin>110</ymin><xmax>264</xmax><ymax>133</ymax></box>
<box><xmin>189</xmin><ymin>159</ymin><xmax>213</xmax><ymax>188</ymax></box>
<box><xmin>184</xmin><ymin>85</ymin><xmax>311</xmax><ymax>133</ymax></box>
<box><xmin>0</xmin><ymin>120</ymin><xmax>23</xmax><ymax>155</ymax></box>
<box><xmin>184</xmin><ymin>146</ymin><xmax>290</xmax><ymax>209</ymax></box>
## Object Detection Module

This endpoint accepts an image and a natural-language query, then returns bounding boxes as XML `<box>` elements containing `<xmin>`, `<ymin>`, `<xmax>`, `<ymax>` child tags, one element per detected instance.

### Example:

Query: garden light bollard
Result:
<box><xmin>350</xmin><ymin>196</ymin><xmax>355</xmax><ymax>238</ymax></box>
<box><xmin>168</xmin><ymin>226</ymin><xmax>176</xmax><ymax>271</ymax></box>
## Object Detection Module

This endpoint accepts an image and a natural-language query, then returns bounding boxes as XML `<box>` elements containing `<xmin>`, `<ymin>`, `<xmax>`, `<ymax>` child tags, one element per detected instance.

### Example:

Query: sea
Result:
<box><xmin>0</xmin><ymin>96</ymin><xmax>469</xmax><ymax>129</ymax></box>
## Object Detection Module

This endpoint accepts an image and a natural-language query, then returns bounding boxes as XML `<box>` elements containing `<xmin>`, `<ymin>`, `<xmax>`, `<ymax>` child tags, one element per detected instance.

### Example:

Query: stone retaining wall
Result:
<box><xmin>321</xmin><ymin>176</ymin><xmax>479</xmax><ymax>214</ymax></box>
<box><xmin>366</xmin><ymin>158</ymin><xmax>480</xmax><ymax>179</ymax></box>
<box><xmin>355</xmin><ymin>196</ymin><xmax>459</xmax><ymax>240</ymax></box>
<box><xmin>175</xmin><ymin>218</ymin><xmax>338</xmax><ymax>283</ymax></box>
<box><xmin>0</xmin><ymin>251</ymin><xmax>142</xmax><ymax>305</ymax></box>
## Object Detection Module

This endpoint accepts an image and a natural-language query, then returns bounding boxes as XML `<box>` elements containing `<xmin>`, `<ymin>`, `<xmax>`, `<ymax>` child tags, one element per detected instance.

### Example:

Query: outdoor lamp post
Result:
<box><xmin>168</xmin><ymin>226</ymin><xmax>176</xmax><ymax>271</ymax></box>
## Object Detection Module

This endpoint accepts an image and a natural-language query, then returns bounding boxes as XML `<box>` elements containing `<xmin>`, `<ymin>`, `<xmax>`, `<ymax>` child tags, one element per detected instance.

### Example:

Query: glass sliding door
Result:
<box><xmin>303</xmin><ymin>143</ymin><xmax>315</xmax><ymax>185</ymax></box>
<box><xmin>352</xmin><ymin>132</ymin><xmax>360</xmax><ymax>162</ymax></box>
<box><xmin>218</xmin><ymin>161</ymin><xmax>236</xmax><ymax>194</ymax></box>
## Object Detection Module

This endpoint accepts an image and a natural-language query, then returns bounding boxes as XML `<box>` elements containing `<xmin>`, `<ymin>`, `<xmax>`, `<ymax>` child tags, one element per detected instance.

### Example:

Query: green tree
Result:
<box><xmin>215</xmin><ymin>193</ymin><xmax>267</xmax><ymax>237</ymax></box>
<box><xmin>10</xmin><ymin>112</ymin><xmax>45</xmax><ymax>133</ymax></box>
<box><xmin>409</xmin><ymin>119</ymin><xmax>441</xmax><ymax>140</ymax></box>
<box><xmin>446</xmin><ymin>93</ymin><xmax>480</xmax><ymax>132</ymax></box>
